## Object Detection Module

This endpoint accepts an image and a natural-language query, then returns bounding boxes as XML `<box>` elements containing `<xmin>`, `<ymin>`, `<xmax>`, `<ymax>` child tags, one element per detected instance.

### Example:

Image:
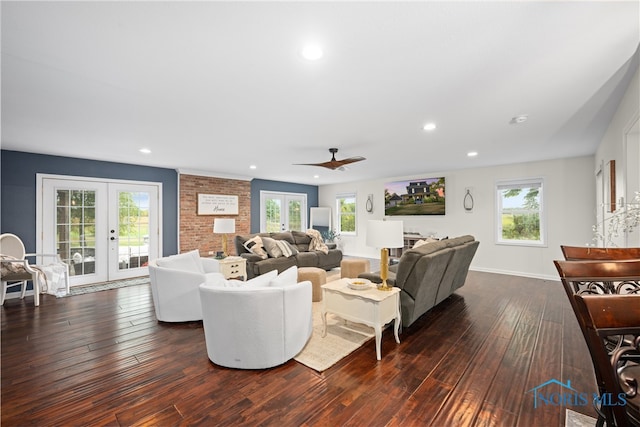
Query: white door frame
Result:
<box><xmin>259</xmin><ymin>191</ymin><xmax>307</xmax><ymax>232</ymax></box>
<box><xmin>36</xmin><ymin>173</ymin><xmax>162</xmax><ymax>286</ymax></box>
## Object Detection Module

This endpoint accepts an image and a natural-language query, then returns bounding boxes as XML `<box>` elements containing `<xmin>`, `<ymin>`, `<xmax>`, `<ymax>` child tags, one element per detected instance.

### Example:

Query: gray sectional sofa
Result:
<box><xmin>234</xmin><ymin>231</ymin><xmax>343</xmax><ymax>279</ymax></box>
<box><xmin>359</xmin><ymin>235</ymin><xmax>479</xmax><ymax>327</ymax></box>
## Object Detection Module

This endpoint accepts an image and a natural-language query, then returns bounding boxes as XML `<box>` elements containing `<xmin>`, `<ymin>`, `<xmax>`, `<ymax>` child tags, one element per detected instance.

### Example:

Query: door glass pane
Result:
<box><xmin>118</xmin><ymin>191</ymin><xmax>150</xmax><ymax>270</ymax></box>
<box><xmin>265</xmin><ymin>198</ymin><xmax>282</xmax><ymax>232</ymax></box>
<box><xmin>56</xmin><ymin>189</ymin><xmax>96</xmax><ymax>276</ymax></box>
<box><xmin>288</xmin><ymin>200</ymin><xmax>302</xmax><ymax>231</ymax></box>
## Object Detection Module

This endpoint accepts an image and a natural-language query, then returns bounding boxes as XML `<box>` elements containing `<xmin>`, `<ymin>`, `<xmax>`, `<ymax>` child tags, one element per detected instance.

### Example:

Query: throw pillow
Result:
<box><xmin>282</xmin><ymin>240</ymin><xmax>299</xmax><ymax>255</ymax></box>
<box><xmin>261</xmin><ymin>237</ymin><xmax>283</xmax><ymax>258</ymax></box>
<box><xmin>274</xmin><ymin>240</ymin><xmax>297</xmax><ymax>258</ymax></box>
<box><xmin>413</xmin><ymin>237</ymin><xmax>439</xmax><ymax>249</ymax></box>
<box><xmin>269</xmin><ymin>266</ymin><xmax>298</xmax><ymax>287</ymax></box>
<box><xmin>413</xmin><ymin>239</ymin><xmax>427</xmax><ymax>248</ymax></box>
<box><xmin>156</xmin><ymin>249</ymin><xmax>205</xmax><ymax>273</ymax></box>
<box><xmin>201</xmin><ymin>273</ymin><xmax>226</xmax><ymax>288</ymax></box>
<box><xmin>229</xmin><ymin>269</ymin><xmax>278</xmax><ymax>288</ymax></box>
<box><xmin>243</xmin><ymin>236</ymin><xmax>268</xmax><ymax>259</ymax></box>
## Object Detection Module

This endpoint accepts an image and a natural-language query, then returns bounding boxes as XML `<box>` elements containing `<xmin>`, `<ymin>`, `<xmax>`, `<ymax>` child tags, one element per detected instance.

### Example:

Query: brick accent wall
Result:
<box><xmin>179</xmin><ymin>174</ymin><xmax>251</xmax><ymax>255</ymax></box>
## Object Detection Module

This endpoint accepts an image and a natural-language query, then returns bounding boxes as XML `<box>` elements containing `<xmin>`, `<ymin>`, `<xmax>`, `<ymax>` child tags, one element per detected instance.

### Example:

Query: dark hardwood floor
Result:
<box><xmin>1</xmin><ymin>271</ymin><xmax>598</xmax><ymax>426</ymax></box>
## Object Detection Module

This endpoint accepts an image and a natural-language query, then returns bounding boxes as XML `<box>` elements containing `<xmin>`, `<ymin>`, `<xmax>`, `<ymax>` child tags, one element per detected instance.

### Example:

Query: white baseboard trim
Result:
<box><xmin>469</xmin><ymin>267</ymin><xmax>559</xmax><ymax>282</ymax></box>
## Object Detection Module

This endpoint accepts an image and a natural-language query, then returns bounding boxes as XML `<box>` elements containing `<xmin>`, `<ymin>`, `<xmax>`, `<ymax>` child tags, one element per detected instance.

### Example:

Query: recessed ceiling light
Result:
<box><xmin>301</xmin><ymin>45</ymin><xmax>323</xmax><ymax>61</ymax></box>
<box><xmin>139</xmin><ymin>148</ymin><xmax>151</xmax><ymax>154</ymax></box>
<box><xmin>467</xmin><ymin>151</ymin><xmax>478</xmax><ymax>157</ymax></box>
<box><xmin>509</xmin><ymin>115</ymin><xmax>528</xmax><ymax>125</ymax></box>
<box><xmin>249</xmin><ymin>165</ymin><xmax>257</xmax><ymax>170</ymax></box>
<box><xmin>314</xmin><ymin>175</ymin><xmax>320</xmax><ymax>179</ymax></box>
<box><xmin>423</xmin><ymin>123</ymin><xmax>437</xmax><ymax>131</ymax></box>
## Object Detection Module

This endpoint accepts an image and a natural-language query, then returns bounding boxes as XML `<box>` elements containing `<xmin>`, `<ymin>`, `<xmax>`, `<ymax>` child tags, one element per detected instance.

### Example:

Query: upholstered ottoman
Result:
<box><xmin>340</xmin><ymin>258</ymin><xmax>371</xmax><ymax>279</ymax></box>
<box><xmin>297</xmin><ymin>267</ymin><xmax>326</xmax><ymax>302</ymax></box>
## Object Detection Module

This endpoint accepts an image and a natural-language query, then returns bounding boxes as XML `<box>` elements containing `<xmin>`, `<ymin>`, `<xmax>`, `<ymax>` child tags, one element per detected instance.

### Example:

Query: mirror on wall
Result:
<box><xmin>309</xmin><ymin>207</ymin><xmax>331</xmax><ymax>234</ymax></box>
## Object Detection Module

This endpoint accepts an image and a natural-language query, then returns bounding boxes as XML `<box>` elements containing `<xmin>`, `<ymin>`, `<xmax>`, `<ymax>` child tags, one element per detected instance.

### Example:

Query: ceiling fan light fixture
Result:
<box><xmin>510</xmin><ymin>115</ymin><xmax>528</xmax><ymax>125</ymax></box>
<box><xmin>301</xmin><ymin>45</ymin><xmax>323</xmax><ymax>61</ymax></box>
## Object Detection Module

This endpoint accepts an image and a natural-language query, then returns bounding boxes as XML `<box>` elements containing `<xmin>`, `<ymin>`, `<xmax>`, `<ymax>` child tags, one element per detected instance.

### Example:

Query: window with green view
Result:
<box><xmin>496</xmin><ymin>179</ymin><xmax>545</xmax><ymax>246</ymax></box>
<box><xmin>336</xmin><ymin>193</ymin><xmax>356</xmax><ymax>235</ymax></box>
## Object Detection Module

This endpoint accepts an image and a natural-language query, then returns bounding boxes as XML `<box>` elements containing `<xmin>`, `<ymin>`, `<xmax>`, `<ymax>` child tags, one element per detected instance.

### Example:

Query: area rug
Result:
<box><xmin>565</xmin><ymin>409</ymin><xmax>597</xmax><ymax>427</ymax></box>
<box><xmin>67</xmin><ymin>276</ymin><xmax>150</xmax><ymax>296</ymax></box>
<box><xmin>294</xmin><ymin>302</ymin><xmax>375</xmax><ymax>372</ymax></box>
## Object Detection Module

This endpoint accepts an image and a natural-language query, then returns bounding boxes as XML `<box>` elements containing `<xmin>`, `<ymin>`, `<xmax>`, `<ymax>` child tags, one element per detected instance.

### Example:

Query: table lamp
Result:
<box><xmin>213</xmin><ymin>218</ymin><xmax>236</xmax><ymax>258</ymax></box>
<box><xmin>366</xmin><ymin>219</ymin><xmax>404</xmax><ymax>291</ymax></box>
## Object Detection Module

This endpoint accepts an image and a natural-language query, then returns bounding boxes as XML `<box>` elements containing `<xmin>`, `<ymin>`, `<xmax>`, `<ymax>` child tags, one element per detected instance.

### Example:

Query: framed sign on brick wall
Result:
<box><xmin>197</xmin><ymin>194</ymin><xmax>239</xmax><ymax>215</ymax></box>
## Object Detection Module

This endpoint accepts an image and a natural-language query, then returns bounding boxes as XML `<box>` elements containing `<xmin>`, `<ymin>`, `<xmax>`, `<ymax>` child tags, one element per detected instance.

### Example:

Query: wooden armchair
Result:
<box><xmin>561</xmin><ymin>245</ymin><xmax>640</xmax><ymax>261</ymax></box>
<box><xmin>574</xmin><ymin>294</ymin><xmax>640</xmax><ymax>426</ymax></box>
<box><xmin>554</xmin><ymin>259</ymin><xmax>640</xmax><ymax>426</ymax></box>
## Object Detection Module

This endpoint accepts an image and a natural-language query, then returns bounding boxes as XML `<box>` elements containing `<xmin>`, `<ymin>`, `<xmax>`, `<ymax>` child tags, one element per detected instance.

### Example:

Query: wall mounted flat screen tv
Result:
<box><xmin>384</xmin><ymin>177</ymin><xmax>445</xmax><ymax>216</ymax></box>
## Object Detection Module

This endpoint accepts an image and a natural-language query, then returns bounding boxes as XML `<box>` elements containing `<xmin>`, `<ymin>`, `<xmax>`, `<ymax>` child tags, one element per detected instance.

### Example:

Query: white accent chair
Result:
<box><xmin>199</xmin><ymin>278</ymin><xmax>313</xmax><ymax>369</ymax></box>
<box><xmin>148</xmin><ymin>250</ymin><xmax>223</xmax><ymax>322</ymax></box>
<box><xmin>1</xmin><ymin>233</ymin><xmax>70</xmax><ymax>306</ymax></box>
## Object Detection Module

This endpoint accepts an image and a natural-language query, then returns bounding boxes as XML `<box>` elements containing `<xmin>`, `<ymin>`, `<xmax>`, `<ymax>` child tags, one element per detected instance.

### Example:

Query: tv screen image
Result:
<box><xmin>384</xmin><ymin>177</ymin><xmax>445</xmax><ymax>216</ymax></box>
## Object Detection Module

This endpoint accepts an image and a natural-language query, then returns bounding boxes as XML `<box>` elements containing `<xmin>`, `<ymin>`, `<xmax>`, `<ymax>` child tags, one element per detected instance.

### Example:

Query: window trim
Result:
<box><xmin>495</xmin><ymin>177</ymin><xmax>547</xmax><ymax>247</ymax></box>
<box><xmin>336</xmin><ymin>192</ymin><xmax>357</xmax><ymax>236</ymax></box>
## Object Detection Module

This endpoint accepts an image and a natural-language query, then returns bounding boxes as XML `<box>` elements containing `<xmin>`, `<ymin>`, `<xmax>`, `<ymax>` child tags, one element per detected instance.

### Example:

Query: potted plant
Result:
<box><xmin>321</xmin><ymin>229</ymin><xmax>340</xmax><ymax>244</ymax></box>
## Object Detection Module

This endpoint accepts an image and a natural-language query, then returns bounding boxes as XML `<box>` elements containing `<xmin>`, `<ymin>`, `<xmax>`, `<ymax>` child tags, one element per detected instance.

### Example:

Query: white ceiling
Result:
<box><xmin>2</xmin><ymin>1</ymin><xmax>639</xmax><ymax>185</ymax></box>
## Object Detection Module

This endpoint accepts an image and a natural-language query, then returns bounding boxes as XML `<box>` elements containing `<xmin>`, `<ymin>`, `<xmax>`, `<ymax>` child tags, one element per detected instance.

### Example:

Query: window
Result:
<box><xmin>336</xmin><ymin>193</ymin><xmax>356</xmax><ymax>235</ymax></box>
<box><xmin>496</xmin><ymin>178</ymin><xmax>545</xmax><ymax>246</ymax></box>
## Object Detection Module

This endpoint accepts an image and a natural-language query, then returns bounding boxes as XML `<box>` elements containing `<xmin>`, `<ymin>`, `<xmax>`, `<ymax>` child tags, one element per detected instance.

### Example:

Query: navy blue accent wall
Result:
<box><xmin>1</xmin><ymin>150</ymin><xmax>178</xmax><ymax>256</ymax></box>
<box><xmin>250</xmin><ymin>179</ymin><xmax>318</xmax><ymax>233</ymax></box>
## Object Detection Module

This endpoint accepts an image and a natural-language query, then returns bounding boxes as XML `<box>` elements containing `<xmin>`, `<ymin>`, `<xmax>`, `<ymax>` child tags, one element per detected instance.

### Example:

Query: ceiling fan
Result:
<box><xmin>294</xmin><ymin>148</ymin><xmax>366</xmax><ymax>170</ymax></box>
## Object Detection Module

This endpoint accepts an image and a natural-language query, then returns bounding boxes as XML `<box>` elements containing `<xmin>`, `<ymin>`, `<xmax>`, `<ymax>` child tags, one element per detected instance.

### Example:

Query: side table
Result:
<box><xmin>321</xmin><ymin>278</ymin><xmax>401</xmax><ymax>360</ymax></box>
<box><xmin>215</xmin><ymin>256</ymin><xmax>247</xmax><ymax>280</ymax></box>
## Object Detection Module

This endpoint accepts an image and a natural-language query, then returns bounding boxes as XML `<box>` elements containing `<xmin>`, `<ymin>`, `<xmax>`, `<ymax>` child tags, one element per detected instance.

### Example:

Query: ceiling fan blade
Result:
<box><xmin>293</xmin><ymin>150</ymin><xmax>366</xmax><ymax>170</ymax></box>
<box><xmin>336</xmin><ymin>156</ymin><xmax>366</xmax><ymax>165</ymax></box>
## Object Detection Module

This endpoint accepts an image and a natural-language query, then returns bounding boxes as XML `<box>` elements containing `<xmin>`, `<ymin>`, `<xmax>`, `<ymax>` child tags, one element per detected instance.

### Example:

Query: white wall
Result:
<box><xmin>319</xmin><ymin>156</ymin><xmax>595</xmax><ymax>280</ymax></box>
<box><xmin>595</xmin><ymin>66</ymin><xmax>639</xmax><ymax>247</ymax></box>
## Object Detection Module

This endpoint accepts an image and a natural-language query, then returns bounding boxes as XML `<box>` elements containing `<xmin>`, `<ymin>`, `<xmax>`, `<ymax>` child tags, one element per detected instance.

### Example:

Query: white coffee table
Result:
<box><xmin>321</xmin><ymin>278</ymin><xmax>401</xmax><ymax>360</ymax></box>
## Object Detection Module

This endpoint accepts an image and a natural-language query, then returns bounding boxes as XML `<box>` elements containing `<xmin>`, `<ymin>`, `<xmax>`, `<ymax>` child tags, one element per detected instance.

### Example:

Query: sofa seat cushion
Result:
<box><xmin>317</xmin><ymin>249</ymin><xmax>344</xmax><ymax>269</ymax></box>
<box><xmin>295</xmin><ymin>251</ymin><xmax>319</xmax><ymax>268</ymax></box>
<box><xmin>255</xmin><ymin>256</ymin><xmax>297</xmax><ymax>276</ymax></box>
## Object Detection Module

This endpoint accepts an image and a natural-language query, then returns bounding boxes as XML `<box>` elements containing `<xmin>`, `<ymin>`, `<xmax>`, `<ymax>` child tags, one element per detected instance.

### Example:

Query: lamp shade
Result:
<box><xmin>213</xmin><ymin>218</ymin><xmax>236</xmax><ymax>234</ymax></box>
<box><xmin>366</xmin><ymin>220</ymin><xmax>403</xmax><ymax>249</ymax></box>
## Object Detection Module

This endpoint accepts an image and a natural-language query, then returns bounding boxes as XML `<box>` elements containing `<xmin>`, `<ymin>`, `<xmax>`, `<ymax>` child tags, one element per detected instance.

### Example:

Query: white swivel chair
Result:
<box><xmin>0</xmin><ymin>233</ymin><xmax>70</xmax><ymax>306</ymax></box>
<box><xmin>199</xmin><ymin>279</ymin><xmax>313</xmax><ymax>369</ymax></box>
<box><xmin>148</xmin><ymin>250</ymin><xmax>223</xmax><ymax>322</ymax></box>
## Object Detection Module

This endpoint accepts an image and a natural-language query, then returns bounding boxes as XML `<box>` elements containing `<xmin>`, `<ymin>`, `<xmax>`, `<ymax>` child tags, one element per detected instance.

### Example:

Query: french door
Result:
<box><xmin>260</xmin><ymin>191</ymin><xmax>307</xmax><ymax>232</ymax></box>
<box><xmin>38</xmin><ymin>175</ymin><xmax>161</xmax><ymax>286</ymax></box>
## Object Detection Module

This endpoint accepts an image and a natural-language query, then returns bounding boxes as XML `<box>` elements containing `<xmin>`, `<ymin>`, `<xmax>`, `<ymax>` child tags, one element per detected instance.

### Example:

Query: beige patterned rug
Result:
<box><xmin>294</xmin><ymin>301</ymin><xmax>375</xmax><ymax>372</ymax></box>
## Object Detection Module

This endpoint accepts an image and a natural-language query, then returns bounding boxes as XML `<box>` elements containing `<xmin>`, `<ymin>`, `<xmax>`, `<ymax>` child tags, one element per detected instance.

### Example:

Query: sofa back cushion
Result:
<box><xmin>443</xmin><ymin>235</ymin><xmax>475</xmax><ymax>248</ymax></box>
<box><xmin>400</xmin><ymin>248</ymin><xmax>454</xmax><ymax>303</ymax></box>
<box><xmin>291</xmin><ymin>231</ymin><xmax>312</xmax><ymax>252</ymax></box>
